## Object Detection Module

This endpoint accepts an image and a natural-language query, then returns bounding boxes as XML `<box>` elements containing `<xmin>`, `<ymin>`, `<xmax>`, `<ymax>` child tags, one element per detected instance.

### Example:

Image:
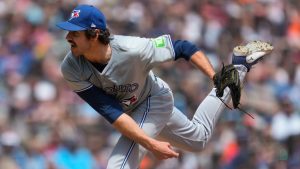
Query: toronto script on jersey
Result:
<box><xmin>104</xmin><ymin>83</ymin><xmax>139</xmax><ymax>94</ymax></box>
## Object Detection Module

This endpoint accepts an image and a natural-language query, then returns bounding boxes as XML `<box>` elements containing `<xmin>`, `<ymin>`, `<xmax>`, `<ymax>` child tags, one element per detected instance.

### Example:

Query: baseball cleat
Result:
<box><xmin>232</xmin><ymin>40</ymin><xmax>274</xmax><ymax>71</ymax></box>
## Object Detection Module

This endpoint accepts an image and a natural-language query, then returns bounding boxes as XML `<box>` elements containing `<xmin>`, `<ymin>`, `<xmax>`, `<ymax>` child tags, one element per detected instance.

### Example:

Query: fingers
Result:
<box><xmin>167</xmin><ymin>144</ymin><xmax>179</xmax><ymax>158</ymax></box>
<box><xmin>154</xmin><ymin>142</ymin><xmax>179</xmax><ymax>160</ymax></box>
<box><xmin>149</xmin><ymin>140</ymin><xmax>180</xmax><ymax>160</ymax></box>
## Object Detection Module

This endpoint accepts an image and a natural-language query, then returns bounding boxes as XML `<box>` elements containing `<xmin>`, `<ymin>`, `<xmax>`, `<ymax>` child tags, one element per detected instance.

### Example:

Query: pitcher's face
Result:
<box><xmin>66</xmin><ymin>31</ymin><xmax>92</xmax><ymax>57</ymax></box>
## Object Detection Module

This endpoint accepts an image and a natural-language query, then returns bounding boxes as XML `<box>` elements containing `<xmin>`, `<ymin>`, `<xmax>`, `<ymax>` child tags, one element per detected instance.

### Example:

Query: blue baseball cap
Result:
<box><xmin>56</xmin><ymin>5</ymin><xmax>106</xmax><ymax>31</ymax></box>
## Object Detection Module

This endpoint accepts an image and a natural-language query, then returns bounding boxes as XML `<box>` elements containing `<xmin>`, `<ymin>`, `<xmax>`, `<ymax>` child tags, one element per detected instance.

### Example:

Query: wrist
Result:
<box><xmin>140</xmin><ymin>137</ymin><xmax>156</xmax><ymax>150</ymax></box>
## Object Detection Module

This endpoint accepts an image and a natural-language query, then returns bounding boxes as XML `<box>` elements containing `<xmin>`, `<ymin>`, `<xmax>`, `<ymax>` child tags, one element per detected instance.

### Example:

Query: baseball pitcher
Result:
<box><xmin>56</xmin><ymin>4</ymin><xmax>273</xmax><ymax>169</ymax></box>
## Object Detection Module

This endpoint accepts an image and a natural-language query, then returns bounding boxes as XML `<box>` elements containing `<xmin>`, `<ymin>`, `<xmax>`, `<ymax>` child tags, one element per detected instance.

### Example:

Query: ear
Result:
<box><xmin>85</xmin><ymin>29</ymin><xmax>99</xmax><ymax>41</ymax></box>
<box><xmin>94</xmin><ymin>29</ymin><xmax>101</xmax><ymax>40</ymax></box>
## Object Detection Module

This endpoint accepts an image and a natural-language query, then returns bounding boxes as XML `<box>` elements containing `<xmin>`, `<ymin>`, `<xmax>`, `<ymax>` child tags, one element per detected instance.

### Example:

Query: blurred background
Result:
<box><xmin>0</xmin><ymin>0</ymin><xmax>300</xmax><ymax>169</ymax></box>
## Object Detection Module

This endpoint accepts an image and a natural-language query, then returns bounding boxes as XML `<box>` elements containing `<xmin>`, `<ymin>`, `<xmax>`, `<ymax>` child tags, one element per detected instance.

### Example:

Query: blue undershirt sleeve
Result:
<box><xmin>76</xmin><ymin>85</ymin><xmax>123</xmax><ymax>124</ymax></box>
<box><xmin>172</xmin><ymin>40</ymin><xmax>199</xmax><ymax>61</ymax></box>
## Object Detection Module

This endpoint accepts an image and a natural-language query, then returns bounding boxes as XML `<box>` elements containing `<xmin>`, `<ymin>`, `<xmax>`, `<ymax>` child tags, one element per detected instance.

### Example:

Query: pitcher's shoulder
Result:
<box><xmin>110</xmin><ymin>35</ymin><xmax>149</xmax><ymax>50</ymax></box>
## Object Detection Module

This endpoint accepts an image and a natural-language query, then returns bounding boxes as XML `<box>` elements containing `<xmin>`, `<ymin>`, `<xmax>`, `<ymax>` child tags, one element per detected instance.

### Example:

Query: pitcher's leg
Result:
<box><xmin>106</xmin><ymin>97</ymin><xmax>150</xmax><ymax>169</ymax></box>
<box><xmin>157</xmin><ymin>66</ymin><xmax>247</xmax><ymax>152</ymax></box>
<box><xmin>191</xmin><ymin>65</ymin><xmax>247</xmax><ymax>140</ymax></box>
<box><xmin>157</xmin><ymin>106</ymin><xmax>208</xmax><ymax>152</ymax></box>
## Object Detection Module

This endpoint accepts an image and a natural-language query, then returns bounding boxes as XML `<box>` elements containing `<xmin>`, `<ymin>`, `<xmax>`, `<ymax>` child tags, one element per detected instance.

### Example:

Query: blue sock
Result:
<box><xmin>232</xmin><ymin>55</ymin><xmax>251</xmax><ymax>71</ymax></box>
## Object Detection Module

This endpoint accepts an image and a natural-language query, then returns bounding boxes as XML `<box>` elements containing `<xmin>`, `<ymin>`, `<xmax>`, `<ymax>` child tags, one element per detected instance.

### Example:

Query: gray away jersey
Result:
<box><xmin>61</xmin><ymin>35</ymin><xmax>175</xmax><ymax>112</ymax></box>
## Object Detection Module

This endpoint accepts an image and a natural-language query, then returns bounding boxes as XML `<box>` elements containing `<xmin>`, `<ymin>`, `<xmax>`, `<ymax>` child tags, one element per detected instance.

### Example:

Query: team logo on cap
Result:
<box><xmin>70</xmin><ymin>10</ymin><xmax>80</xmax><ymax>20</ymax></box>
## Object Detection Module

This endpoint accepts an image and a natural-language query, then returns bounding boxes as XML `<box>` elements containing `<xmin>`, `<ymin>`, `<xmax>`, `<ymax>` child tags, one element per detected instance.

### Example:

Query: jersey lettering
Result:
<box><xmin>104</xmin><ymin>83</ymin><xmax>139</xmax><ymax>94</ymax></box>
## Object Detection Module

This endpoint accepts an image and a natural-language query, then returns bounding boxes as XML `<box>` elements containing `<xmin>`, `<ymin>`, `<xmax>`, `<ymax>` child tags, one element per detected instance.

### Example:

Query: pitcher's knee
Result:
<box><xmin>188</xmin><ymin>131</ymin><xmax>213</xmax><ymax>152</ymax></box>
<box><xmin>185</xmin><ymin>140</ymin><xmax>207</xmax><ymax>152</ymax></box>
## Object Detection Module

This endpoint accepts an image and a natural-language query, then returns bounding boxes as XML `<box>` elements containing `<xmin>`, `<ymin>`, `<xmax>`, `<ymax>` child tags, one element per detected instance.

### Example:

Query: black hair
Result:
<box><xmin>85</xmin><ymin>28</ymin><xmax>110</xmax><ymax>45</ymax></box>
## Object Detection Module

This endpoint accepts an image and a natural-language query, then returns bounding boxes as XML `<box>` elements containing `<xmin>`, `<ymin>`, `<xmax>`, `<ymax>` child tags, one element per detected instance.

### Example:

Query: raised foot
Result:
<box><xmin>233</xmin><ymin>40</ymin><xmax>274</xmax><ymax>64</ymax></box>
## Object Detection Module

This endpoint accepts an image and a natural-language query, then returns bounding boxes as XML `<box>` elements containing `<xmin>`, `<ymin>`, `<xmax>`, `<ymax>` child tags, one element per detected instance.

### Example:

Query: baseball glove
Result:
<box><xmin>213</xmin><ymin>64</ymin><xmax>241</xmax><ymax>108</ymax></box>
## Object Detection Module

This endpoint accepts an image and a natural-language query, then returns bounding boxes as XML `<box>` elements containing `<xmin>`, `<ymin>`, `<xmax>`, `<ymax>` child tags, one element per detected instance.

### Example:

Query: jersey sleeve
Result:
<box><xmin>76</xmin><ymin>85</ymin><xmax>123</xmax><ymax>123</ymax></box>
<box><xmin>141</xmin><ymin>35</ymin><xmax>175</xmax><ymax>69</ymax></box>
<box><xmin>60</xmin><ymin>55</ymin><xmax>92</xmax><ymax>92</ymax></box>
<box><xmin>172</xmin><ymin>40</ymin><xmax>199</xmax><ymax>60</ymax></box>
<box><xmin>112</xmin><ymin>35</ymin><xmax>175</xmax><ymax>70</ymax></box>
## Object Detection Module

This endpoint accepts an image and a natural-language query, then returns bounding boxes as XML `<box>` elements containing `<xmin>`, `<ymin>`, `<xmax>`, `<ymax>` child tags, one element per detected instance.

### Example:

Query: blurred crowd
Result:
<box><xmin>0</xmin><ymin>0</ymin><xmax>300</xmax><ymax>169</ymax></box>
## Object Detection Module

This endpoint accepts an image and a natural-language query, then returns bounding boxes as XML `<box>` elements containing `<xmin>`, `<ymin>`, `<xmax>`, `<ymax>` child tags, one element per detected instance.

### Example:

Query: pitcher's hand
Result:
<box><xmin>149</xmin><ymin>140</ymin><xmax>179</xmax><ymax>160</ymax></box>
